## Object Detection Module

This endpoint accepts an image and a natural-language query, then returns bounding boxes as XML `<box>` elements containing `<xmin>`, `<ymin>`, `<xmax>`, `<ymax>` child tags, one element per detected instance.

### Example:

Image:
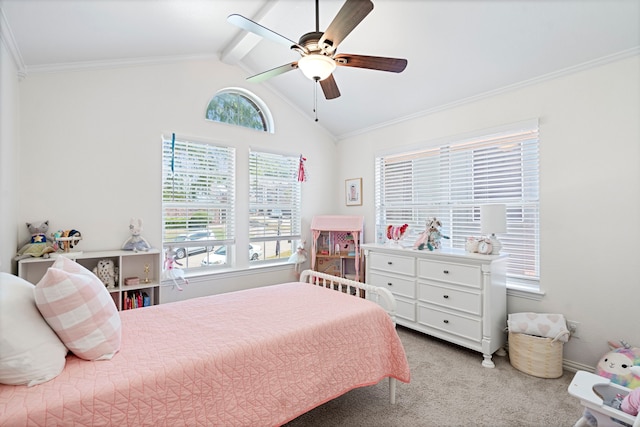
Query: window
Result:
<box><xmin>374</xmin><ymin>120</ymin><xmax>540</xmax><ymax>290</ymax></box>
<box><xmin>249</xmin><ymin>150</ymin><xmax>302</xmax><ymax>262</ymax></box>
<box><xmin>205</xmin><ymin>88</ymin><xmax>274</xmax><ymax>133</ymax></box>
<box><xmin>162</xmin><ymin>134</ymin><xmax>235</xmax><ymax>271</ymax></box>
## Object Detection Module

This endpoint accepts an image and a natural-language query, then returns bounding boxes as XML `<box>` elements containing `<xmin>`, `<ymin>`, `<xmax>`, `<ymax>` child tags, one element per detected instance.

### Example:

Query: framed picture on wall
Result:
<box><xmin>345</xmin><ymin>178</ymin><xmax>362</xmax><ymax>206</ymax></box>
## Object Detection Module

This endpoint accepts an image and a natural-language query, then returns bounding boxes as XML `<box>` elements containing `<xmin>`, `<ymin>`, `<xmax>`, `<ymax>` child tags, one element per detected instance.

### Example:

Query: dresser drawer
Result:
<box><xmin>418</xmin><ymin>305</ymin><xmax>482</xmax><ymax>342</ymax></box>
<box><xmin>396</xmin><ymin>298</ymin><xmax>416</xmax><ymax>322</ymax></box>
<box><xmin>418</xmin><ymin>259</ymin><xmax>480</xmax><ymax>288</ymax></box>
<box><xmin>369</xmin><ymin>272</ymin><xmax>416</xmax><ymax>299</ymax></box>
<box><xmin>369</xmin><ymin>252</ymin><xmax>415</xmax><ymax>276</ymax></box>
<box><xmin>418</xmin><ymin>282</ymin><xmax>481</xmax><ymax>316</ymax></box>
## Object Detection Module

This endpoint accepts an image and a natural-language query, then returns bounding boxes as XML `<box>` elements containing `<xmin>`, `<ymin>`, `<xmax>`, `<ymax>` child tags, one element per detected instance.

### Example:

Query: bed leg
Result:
<box><xmin>389</xmin><ymin>377</ymin><xmax>397</xmax><ymax>404</ymax></box>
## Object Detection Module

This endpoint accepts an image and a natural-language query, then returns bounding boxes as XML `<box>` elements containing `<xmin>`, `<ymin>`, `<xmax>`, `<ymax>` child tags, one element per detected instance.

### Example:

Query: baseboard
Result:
<box><xmin>504</xmin><ymin>341</ymin><xmax>594</xmax><ymax>374</ymax></box>
<box><xmin>563</xmin><ymin>359</ymin><xmax>594</xmax><ymax>373</ymax></box>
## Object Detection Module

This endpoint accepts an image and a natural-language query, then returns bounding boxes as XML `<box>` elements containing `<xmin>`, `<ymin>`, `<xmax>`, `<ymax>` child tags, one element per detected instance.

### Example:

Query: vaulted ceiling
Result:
<box><xmin>2</xmin><ymin>0</ymin><xmax>638</xmax><ymax>139</ymax></box>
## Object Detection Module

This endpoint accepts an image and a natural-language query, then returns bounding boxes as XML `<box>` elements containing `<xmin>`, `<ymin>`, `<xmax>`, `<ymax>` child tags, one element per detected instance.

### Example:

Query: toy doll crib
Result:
<box><xmin>569</xmin><ymin>371</ymin><xmax>639</xmax><ymax>427</ymax></box>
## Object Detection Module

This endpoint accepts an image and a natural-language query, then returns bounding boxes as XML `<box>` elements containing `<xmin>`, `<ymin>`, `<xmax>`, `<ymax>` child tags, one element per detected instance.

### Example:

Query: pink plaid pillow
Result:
<box><xmin>34</xmin><ymin>256</ymin><xmax>121</xmax><ymax>360</ymax></box>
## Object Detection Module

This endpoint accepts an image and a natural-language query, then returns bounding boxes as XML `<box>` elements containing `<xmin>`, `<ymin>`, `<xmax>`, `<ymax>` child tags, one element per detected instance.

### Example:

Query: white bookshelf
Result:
<box><xmin>18</xmin><ymin>249</ymin><xmax>162</xmax><ymax>311</ymax></box>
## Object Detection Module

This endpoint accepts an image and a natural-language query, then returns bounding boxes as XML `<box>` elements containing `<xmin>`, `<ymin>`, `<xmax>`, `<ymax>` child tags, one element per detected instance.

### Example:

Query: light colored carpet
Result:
<box><xmin>285</xmin><ymin>326</ymin><xmax>585</xmax><ymax>426</ymax></box>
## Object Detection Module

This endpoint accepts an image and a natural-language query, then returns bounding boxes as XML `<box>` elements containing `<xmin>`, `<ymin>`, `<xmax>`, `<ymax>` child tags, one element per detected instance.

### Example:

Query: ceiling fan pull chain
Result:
<box><xmin>314</xmin><ymin>79</ymin><xmax>319</xmax><ymax>122</ymax></box>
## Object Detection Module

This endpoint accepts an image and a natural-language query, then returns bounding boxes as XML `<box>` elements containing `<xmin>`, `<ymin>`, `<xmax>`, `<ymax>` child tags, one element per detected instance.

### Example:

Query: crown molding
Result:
<box><xmin>337</xmin><ymin>47</ymin><xmax>640</xmax><ymax>141</ymax></box>
<box><xmin>0</xmin><ymin>7</ymin><xmax>26</xmax><ymax>79</ymax></box>
<box><xmin>23</xmin><ymin>53</ymin><xmax>220</xmax><ymax>74</ymax></box>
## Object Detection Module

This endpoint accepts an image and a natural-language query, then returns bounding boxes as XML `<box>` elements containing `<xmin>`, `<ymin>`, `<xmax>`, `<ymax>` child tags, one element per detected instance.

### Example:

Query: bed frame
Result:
<box><xmin>1</xmin><ymin>270</ymin><xmax>409</xmax><ymax>426</ymax></box>
<box><xmin>300</xmin><ymin>269</ymin><xmax>397</xmax><ymax>322</ymax></box>
<box><xmin>299</xmin><ymin>269</ymin><xmax>400</xmax><ymax>403</ymax></box>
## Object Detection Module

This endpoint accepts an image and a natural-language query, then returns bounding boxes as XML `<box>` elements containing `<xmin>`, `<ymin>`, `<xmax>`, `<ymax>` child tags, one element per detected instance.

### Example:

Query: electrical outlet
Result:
<box><xmin>567</xmin><ymin>320</ymin><xmax>580</xmax><ymax>339</ymax></box>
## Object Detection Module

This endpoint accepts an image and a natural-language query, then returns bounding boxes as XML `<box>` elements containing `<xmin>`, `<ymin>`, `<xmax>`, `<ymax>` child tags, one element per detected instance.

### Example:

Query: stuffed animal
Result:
<box><xmin>51</xmin><ymin>229</ymin><xmax>82</xmax><ymax>252</ymax></box>
<box><xmin>595</xmin><ymin>342</ymin><xmax>640</xmax><ymax>389</ymax></box>
<box><xmin>414</xmin><ymin>218</ymin><xmax>450</xmax><ymax>251</ymax></box>
<box><xmin>15</xmin><ymin>220</ymin><xmax>56</xmax><ymax>260</ymax></box>
<box><xmin>578</xmin><ymin>341</ymin><xmax>640</xmax><ymax>426</ymax></box>
<box><xmin>288</xmin><ymin>240</ymin><xmax>308</xmax><ymax>275</ymax></box>
<box><xmin>387</xmin><ymin>224</ymin><xmax>408</xmax><ymax>244</ymax></box>
<box><xmin>621</xmin><ymin>366</ymin><xmax>640</xmax><ymax>416</ymax></box>
<box><xmin>92</xmin><ymin>259</ymin><xmax>117</xmax><ymax>288</ymax></box>
<box><xmin>162</xmin><ymin>247</ymin><xmax>187</xmax><ymax>291</ymax></box>
<box><xmin>122</xmin><ymin>218</ymin><xmax>151</xmax><ymax>252</ymax></box>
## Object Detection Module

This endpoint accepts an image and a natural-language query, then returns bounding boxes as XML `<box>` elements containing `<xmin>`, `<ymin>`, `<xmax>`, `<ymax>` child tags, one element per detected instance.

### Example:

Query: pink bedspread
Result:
<box><xmin>0</xmin><ymin>282</ymin><xmax>410</xmax><ymax>426</ymax></box>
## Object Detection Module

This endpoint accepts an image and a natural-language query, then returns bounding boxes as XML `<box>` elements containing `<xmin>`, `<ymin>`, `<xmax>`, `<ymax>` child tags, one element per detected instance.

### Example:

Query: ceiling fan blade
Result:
<box><xmin>247</xmin><ymin>62</ymin><xmax>298</xmax><ymax>83</ymax></box>
<box><xmin>227</xmin><ymin>14</ymin><xmax>296</xmax><ymax>47</ymax></box>
<box><xmin>320</xmin><ymin>74</ymin><xmax>341</xmax><ymax>100</ymax></box>
<box><xmin>334</xmin><ymin>54</ymin><xmax>408</xmax><ymax>73</ymax></box>
<box><xmin>318</xmin><ymin>0</ymin><xmax>373</xmax><ymax>53</ymax></box>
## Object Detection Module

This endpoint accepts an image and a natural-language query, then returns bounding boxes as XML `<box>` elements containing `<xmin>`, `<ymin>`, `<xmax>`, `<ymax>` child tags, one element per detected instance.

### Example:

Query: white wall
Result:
<box><xmin>11</xmin><ymin>45</ymin><xmax>640</xmax><ymax>368</ymax></box>
<box><xmin>336</xmin><ymin>55</ymin><xmax>640</xmax><ymax>369</ymax></box>
<box><xmin>0</xmin><ymin>29</ymin><xmax>20</xmax><ymax>273</ymax></box>
<box><xmin>16</xmin><ymin>58</ymin><xmax>338</xmax><ymax>296</ymax></box>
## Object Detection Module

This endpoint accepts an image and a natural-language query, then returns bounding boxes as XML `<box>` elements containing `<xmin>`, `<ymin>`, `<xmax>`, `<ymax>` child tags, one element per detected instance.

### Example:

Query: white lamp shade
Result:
<box><xmin>480</xmin><ymin>204</ymin><xmax>507</xmax><ymax>234</ymax></box>
<box><xmin>298</xmin><ymin>54</ymin><xmax>336</xmax><ymax>81</ymax></box>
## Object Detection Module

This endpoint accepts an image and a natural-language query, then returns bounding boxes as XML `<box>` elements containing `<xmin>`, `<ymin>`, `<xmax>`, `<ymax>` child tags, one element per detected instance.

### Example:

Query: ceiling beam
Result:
<box><xmin>219</xmin><ymin>0</ymin><xmax>283</xmax><ymax>65</ymax></box>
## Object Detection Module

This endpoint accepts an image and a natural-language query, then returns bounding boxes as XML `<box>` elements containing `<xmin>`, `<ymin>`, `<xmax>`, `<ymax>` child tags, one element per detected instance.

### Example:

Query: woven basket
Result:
<box><xmin>508</xmin><ymin>332</ymin><xmax>563</xmax><ymax>378</ymax></box>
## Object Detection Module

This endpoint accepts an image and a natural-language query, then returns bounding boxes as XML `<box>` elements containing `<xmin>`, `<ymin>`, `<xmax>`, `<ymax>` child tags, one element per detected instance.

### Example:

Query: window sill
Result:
<box><xmin>175</xmin><ymin>261</ymin><xmax>294</xmax><ymax>281</ymax></box>
<box><xmin>507</xmin><ymin>282</ymin><xmax>545</xmax><ymax>301</ymax></box>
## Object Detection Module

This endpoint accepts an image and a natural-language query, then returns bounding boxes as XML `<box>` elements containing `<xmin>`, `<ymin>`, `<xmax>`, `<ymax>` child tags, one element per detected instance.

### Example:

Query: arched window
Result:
<box><xmin>205</xmin><ymin>88</ymin><xmax>274</xmax><ymax>133</ymax></box>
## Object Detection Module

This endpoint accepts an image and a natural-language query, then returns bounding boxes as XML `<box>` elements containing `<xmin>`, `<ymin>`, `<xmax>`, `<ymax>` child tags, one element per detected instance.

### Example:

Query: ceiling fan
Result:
<box><xmin>227</xmin><ymin>0</ymin><xmax>408</xmax><ymax>100</ymax></box>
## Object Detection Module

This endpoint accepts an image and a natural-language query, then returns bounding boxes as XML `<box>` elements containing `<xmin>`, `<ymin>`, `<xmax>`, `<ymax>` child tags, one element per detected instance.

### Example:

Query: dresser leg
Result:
<box><xmin>482</xmin><ymin>353</ymin><xmax>496</xmax><ymax>368</ymax></box>
<box><xmin>495</xmin><ymin>347</ymin><xmax>507</xmax><ymax>357</ymax></box>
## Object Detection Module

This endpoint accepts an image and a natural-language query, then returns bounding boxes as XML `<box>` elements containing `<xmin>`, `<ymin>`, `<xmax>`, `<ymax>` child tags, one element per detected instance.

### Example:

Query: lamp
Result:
<box><xmin>480</xmin><ymin>204</ymin><xmax>507</xmax><ymax>255</ymax></box>
<box><xmin>298</xmin><ymin>54</ymin><xmax>336</xmax><ymax>81</ymax></box>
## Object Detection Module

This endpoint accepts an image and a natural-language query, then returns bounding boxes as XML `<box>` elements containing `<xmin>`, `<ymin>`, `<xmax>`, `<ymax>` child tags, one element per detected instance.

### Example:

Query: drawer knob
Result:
<box><xmin>443</xmin><ymin>295</ymin><xmax>449</xmax><ymax>299</ymax></box>
<box><xmin>387</xmin><ymin>282</ymin><xmax>393</xmax><ymax>286</ymax></box>
<box><xmin>387</xmin><ymin>261</ymin><xmax>393</xmax><ymax>265</ymax></box>
<box><xmin>443</xmin><ymin>270</ymin><xmax>449</xmax><ymax>274</ymax></box>
<box><xmin>443</xmin><ymin>319</ymin><xmax>449</xmax><ymax>324</ymax></box>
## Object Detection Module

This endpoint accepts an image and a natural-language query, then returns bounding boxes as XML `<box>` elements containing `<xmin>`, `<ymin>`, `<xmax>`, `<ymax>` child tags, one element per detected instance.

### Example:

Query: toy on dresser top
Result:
<box><xmin>413</xmin><ymin>218</ymin><xmax>449</xmax><ymax>251</ymax></box>
<box><xmin>387</xmin><ymin>223</ymin><xmax>408</xmax><ymax>244</ymax></box>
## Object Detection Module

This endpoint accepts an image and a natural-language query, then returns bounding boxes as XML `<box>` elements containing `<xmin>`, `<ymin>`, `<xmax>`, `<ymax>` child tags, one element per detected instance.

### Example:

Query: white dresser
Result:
<box><xmin>362</xmin><ymin>243</ymin><xmax>507</xmax><ymax>367</ymax></box>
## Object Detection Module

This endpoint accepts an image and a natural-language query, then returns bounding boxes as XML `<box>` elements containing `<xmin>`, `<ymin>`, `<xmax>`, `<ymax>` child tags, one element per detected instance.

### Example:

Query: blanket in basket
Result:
<box><xmin>508</xmin><ymin>312</ymin><xmax>570</xmax><ymax>342</ymax></box>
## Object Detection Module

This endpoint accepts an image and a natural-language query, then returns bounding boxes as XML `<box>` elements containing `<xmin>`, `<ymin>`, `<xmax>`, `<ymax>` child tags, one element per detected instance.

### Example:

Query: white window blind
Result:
<box><xmin>375</xmin><ymin>122</ymin><xmax>540</xmax><ymax>288</ymax></box>
<box><xmin>162</xmin><ymin>135</ymin><xmax>235</xmax><ymax>269</ymax></box>
<box><xmin>249</xmin><ymin>150</ymin><xmax>302</xmax><ymax>261</ymax></box>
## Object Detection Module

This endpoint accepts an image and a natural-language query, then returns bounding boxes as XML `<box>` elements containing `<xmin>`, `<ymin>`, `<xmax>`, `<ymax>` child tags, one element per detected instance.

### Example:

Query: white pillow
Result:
<box><xmin>35</xmin><ymin>256</ymin><xmax>121</xmax><ymax>361</ymax></box>
<box><xmin>0</xmin><ymin>272</ymin><xmax>68</xmax><ymax>386</ymax></box>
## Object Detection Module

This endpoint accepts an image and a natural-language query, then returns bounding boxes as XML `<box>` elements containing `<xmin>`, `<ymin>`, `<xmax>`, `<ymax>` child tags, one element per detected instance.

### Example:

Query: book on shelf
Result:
<box><xmin>123</xmin><ymin>290</ymin><xmax>150</xmax><ymax>310</ymax></box>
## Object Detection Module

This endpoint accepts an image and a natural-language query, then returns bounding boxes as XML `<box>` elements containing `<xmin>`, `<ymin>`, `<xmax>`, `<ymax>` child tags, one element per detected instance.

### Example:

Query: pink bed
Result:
<box><xmin>0</xmin><ymin>272</ymin><xmax>410</xmax><ymax>426</ymax></box>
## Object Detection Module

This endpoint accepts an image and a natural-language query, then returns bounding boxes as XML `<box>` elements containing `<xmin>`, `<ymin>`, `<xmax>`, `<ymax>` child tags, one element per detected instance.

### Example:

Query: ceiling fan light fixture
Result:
<box><xmin>298</xmin><ymin>54</ymin><xmax>336</xmax><ymax>81</ymax></box>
